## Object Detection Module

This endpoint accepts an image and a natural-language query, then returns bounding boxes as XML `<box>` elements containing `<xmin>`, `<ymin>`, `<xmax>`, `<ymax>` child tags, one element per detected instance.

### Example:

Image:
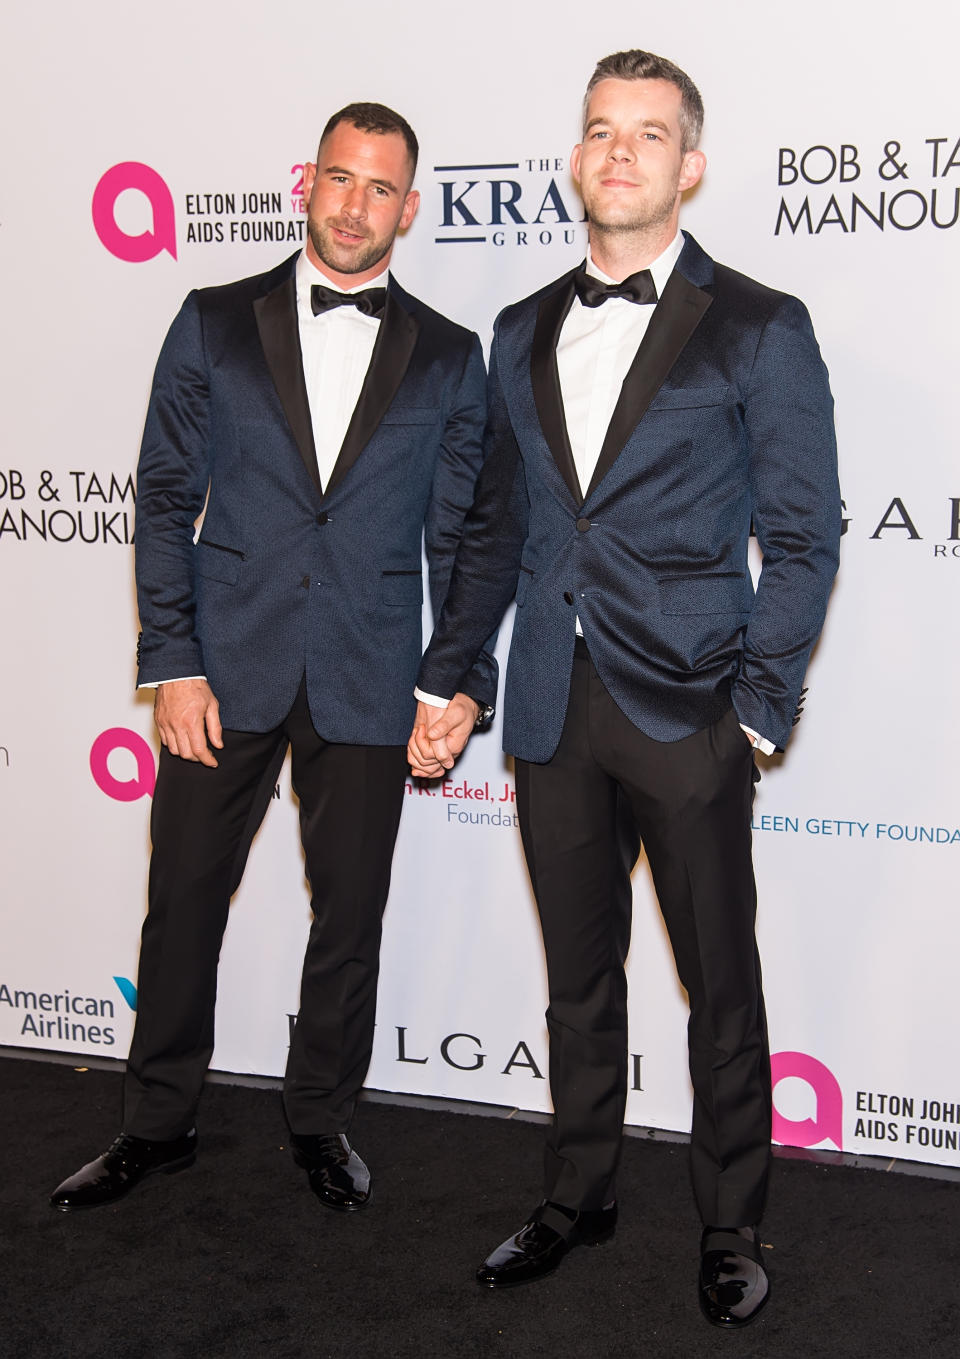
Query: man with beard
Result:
<box><xmin>51</xmin><ymin>103</ymin><xmax>494</xmax><ymax>1215</ymax></box>
<box><xmin>409</xmin><ymin>52</ymin><xmax>840</xmax><ymax>1326</ymax></box>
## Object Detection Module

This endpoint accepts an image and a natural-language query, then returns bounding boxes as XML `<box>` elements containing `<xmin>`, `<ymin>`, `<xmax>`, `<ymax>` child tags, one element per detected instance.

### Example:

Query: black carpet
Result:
<box><xmin>2</xmin><ymin>1057</ymin><xmax>958</xmax><ymax>1358</ymax></box>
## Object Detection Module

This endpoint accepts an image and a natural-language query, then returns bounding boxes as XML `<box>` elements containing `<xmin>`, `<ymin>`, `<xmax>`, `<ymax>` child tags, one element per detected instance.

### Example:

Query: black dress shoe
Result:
<box><xmin>698</xmin><ymin>1226</ymin><xmax>770</xmax><ymax>1328</ymax></box>
<box><xmin>290</xmin><ymin>1132</ymin><xmax>371</xmax><ymax>1212</ymax></box>
<box><xmin>476</xmin><ymin>1200</ymin><xmax>617</xmax><ymax>1288</ymax></box>
<box><xmin>49</xmin><ymin>1130</ymin><xmax>197</xmax><ymax>1211</ymax></box>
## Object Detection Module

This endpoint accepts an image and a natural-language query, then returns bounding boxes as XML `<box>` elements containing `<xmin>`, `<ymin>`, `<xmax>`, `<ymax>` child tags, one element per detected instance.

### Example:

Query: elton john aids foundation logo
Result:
<box><xmin>90</xmin><ymin>728</ymin><xmax>156</xmax><ymax>801</ymax></box>
<box><xmin>92</xmin><ymin>163</ymin><xmax>177</xmax><ymax>262</ymax></box>
<box><xmin>771</xmin><ymin>1051</ymin><xmax>843</xmax><ymax>1151</ymax></box>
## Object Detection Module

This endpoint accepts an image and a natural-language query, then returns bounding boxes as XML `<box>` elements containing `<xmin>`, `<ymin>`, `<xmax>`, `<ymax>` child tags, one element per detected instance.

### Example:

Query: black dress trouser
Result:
<box><xmin>515</xmin><ymin>640</ymin><xmax>771</xmax><ymax>1228</ymax></box>
<box><xmin>123</xmin><ymin>679</ymin><xmax>408</xmax><ymax>1140</ymax></box>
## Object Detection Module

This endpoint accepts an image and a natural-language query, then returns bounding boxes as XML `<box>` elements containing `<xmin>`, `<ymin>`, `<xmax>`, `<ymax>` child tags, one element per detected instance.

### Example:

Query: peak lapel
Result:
<box><xmin>324</xmin><ymin>290</ymin><xmax>420</xmax><ymax>497</ymax></box>
<box><xmin>583</xmin><ymin>268</ymin><xmax>713</xmax><ymax>502</ymax></box>
<box><xmin>253</xmin><ymin>273</ymin><xmax>321</xmax><ymax>497</ymax></box>
<box><xmin>530</xmin><ymin>274</ymin><xmax>582</xmax><ymax>505</ymax></box>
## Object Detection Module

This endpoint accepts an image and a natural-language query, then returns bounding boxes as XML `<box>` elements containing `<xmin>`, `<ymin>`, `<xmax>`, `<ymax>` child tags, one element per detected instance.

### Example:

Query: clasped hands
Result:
<box><xmin>407</xmin><ymin>693</ymin><xmax>480</xmax><ymax>778</ymax></box>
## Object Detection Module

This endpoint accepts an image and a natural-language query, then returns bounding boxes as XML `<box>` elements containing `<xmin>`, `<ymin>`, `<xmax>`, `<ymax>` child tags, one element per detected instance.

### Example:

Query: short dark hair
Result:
<box><xmin>584</xmin><ymin>51</ymin><xmax>704</xmax><ymax>153</ymax></box>
<box><xmin>319</xmin><ymin>102</ymin><xmax>419</xmax><ymax>179</ymax></box>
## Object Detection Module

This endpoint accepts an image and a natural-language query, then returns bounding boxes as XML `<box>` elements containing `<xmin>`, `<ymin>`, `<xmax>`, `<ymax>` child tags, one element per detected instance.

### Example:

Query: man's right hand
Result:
<box><xmin>407</xmin><ymin>694</ymin><xmax>479</xmax><ymax>777</ymax></box>
<box><xmin>154</xmin><ymin>678</ymin><xmax>223</xmax><ymax>768</ymax></box>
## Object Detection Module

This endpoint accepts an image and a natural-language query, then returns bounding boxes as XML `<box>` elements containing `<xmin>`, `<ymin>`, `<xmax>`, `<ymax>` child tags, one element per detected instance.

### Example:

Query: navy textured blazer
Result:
<box><xmin>135</xmin><ymin>250</ymin><xmax>496</xmax><ymax>744</ymax></box>
<box><xmin>417</xmin><ymin>233</ymin><xmax>841</xmax><ymax>760</ymax></box>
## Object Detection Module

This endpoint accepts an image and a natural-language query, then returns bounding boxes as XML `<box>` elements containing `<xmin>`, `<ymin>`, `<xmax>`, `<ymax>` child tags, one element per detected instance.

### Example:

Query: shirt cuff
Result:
<box><xmin>740</xmin><ymin>724</ymin><xmax>776</xmax><ymax>755</ymax></box>
<box><xmin>138</xmin><ymin>675</ymin><xmax>207</xmax><ymax>689</ymax></box>
<box><xmin>414</xmin><ymin>687</ymin><xmax>451</xmax><ymax>708</ymax></box>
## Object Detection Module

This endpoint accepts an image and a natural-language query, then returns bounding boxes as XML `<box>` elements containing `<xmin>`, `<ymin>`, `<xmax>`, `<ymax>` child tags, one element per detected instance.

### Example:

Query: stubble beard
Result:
<box><xmin>584</xmin><ymin>178</ymin><xmax>678</xmax><ymax>241</ymax></box>
<box><xmin>308</xmin><ymin>217</ymin><xmax>391</xmax><ymax>277</ymax></box>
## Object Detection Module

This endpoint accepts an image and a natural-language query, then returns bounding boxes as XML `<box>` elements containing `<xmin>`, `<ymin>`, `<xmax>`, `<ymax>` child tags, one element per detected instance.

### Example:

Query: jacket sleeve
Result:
<box><xmin>134</xmin><ymin>292</ymin><xmax>211</xmax><ymax>686</ymax></box>
<box><xmin>418</xmin><ymin>323</ymin><xmax>530</xmax><ymax>703</ymax></box>
<box><xmin>732</xmin><ymin>294</ymin><xmax>842</xmax><ymax>749</ymax></box>
<box><xmin>423</xmin><ymin>332</ymin><xmax>500</xmax><ymax>708</ymax></box>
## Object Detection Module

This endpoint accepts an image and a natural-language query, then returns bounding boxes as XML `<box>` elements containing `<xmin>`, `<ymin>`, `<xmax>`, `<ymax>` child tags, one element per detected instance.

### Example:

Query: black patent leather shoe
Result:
<box><xmin>698</xmin><ymin>1226</ymin><xmax>770</xmax><ymax>1328</ymax></box>
<box><xmin>49</xmin><ymin>1130</ymin><xmax>197</xmax><ymax>1211</ymax></box>
<box><xmin>476</xmin><ymin>1200</ymin><xmax>617</xmax><ymax>1288</ymax></box>
<box><xmin>290</xmin><ymin>1132</ymin><xmax>371</xmax><ymax>1212</ymax></box>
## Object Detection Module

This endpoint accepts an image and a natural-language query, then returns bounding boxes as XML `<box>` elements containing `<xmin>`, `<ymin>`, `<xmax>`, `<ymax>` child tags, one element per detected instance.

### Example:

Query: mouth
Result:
<box><xmin>329</xmin><ymin>222</ymin><xmax>368</xmax><ymax>244</ymax></box>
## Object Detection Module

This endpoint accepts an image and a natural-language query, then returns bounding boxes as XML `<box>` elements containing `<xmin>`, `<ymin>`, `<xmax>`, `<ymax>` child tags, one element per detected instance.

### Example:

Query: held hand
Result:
<box><xmin>154</xmin><ymin>678</ymin><xmax>223</xmax><ymax>768</ymax></box>
<box><xmin>407</xmin><ymin>693</ymin><xmax>480</xmax><ymax>777</ymax></box>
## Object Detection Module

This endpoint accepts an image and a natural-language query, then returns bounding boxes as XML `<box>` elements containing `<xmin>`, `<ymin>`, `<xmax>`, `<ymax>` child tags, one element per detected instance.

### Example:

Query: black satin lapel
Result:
<box><xmin>253</xmin><ymin>276</ymin><xmax>321</xmax><ymax>497</ymax></box>
<box><xmin>325</xmin><ymin>292</ymin><xmax>420</xmax><ymax>496</ymax></box>
<box><xmin>531</xmin><ymin>277</ymin><xmax>581</xmax><ymax>505</ymax></box>
<box><xmin>584</xmin><ymin>270</ymin><xmax>714</xmax><ymax>501</ymax></box>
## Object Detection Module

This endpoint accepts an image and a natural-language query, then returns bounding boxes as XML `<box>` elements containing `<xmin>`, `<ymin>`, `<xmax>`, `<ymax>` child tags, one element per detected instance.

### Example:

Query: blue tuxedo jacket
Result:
<box><xmin>135</xmin><ymin>251</ymin><xmax>496</xmax><ymax>743</ymax></box>
<box><xmin>417</xmin><ymin>233</ymin><xmax>841</xmax><ymax>760</ymax></box>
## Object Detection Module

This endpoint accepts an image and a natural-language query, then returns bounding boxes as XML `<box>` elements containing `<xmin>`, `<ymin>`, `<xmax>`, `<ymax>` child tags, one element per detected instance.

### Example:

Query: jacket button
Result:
<box><xmin>563</xmin><ymin>591</ymin><xmax>574</xmax><ymax>605</ymax></box>
<box><xmin>576</xmin><ymin>517</ymin><xmax>591</xmax><ymax>532</ymax></box>
<box><xmin>301</xmin><ymin>575</ymin><xmax>310</xmax><ymax>588</ymax></box>
<box><xmin>316</xmin><ymin>512</ymin><xmax>328</xmax><ymax>526</ymax></box>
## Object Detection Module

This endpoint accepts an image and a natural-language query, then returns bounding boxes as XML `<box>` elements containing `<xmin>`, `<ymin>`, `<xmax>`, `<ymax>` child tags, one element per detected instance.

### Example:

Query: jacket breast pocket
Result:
<box><xmin>194</xmin><ymin>539</ymin><xmax>242</xmax><ymax>585</ymax></box>
<box><xmin>658</xmin><ymin>572</ymin><xmax>748</xmax><ymax>616</ymax></box>
<box><xmin>378</xmin><ymin>406</ymin><xmax>440</xmax><ymax>426</ymax></box>
<box><xmin>381</xmin><ymin>569</ymin><xmax>424</xmax><ymax>605</ymax></box>
<box><xmin>646</xmin><ymin>384</ymin><xmax>733</xmax><ymax>412</ymax></box>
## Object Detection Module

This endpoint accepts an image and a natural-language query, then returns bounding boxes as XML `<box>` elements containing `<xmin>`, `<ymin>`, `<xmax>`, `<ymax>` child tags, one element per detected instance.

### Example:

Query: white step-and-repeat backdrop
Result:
<box><xmin>2</xmin><ymin>1</ymin><xmax>957</xmax><ymax>1167</ymax></box>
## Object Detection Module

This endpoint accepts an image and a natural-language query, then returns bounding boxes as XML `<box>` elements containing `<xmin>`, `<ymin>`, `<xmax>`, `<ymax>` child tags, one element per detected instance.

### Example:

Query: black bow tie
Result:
<box><xmin>573</xmin><ymin>268</ymin><xmax>658</xmax><ymax>308</ymax></box>
<box><xmin>310</xmin><ymin>283</ymin><xmax>387</xmax><ymax>319</ymax></box>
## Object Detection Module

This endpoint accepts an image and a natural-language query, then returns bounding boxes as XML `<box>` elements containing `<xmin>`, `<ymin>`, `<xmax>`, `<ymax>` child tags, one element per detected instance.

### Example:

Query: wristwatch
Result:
<box><xmin>470</xmin><ymin>700</ymin><xmax>496</xmax><ymax>730</ymax></box>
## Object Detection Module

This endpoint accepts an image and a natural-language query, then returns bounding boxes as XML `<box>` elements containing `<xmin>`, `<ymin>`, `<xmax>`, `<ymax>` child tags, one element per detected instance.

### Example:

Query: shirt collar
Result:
<box><xmin>584</xmin><ymin>230</ymin><xmax>683</xmax><ymax>300</ymax></box>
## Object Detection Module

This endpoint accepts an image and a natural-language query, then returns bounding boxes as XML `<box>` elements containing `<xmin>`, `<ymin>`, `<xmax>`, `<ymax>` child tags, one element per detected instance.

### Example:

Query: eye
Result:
<box><xmin>590</xmin><ymin>129</ymin><xmax>611</xmax><ymax>140</ymax></box>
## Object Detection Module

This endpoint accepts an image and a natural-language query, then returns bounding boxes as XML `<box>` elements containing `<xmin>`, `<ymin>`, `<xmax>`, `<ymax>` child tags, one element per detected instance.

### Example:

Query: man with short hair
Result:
<box><xmin>51</xmin><ymin>102</ymin><xmax>494</xmax><ymax>1214</ymax></box>
<box><xmin>410</xmin><ymin>51</ymin><xmax>840</xmax><ymax>1327</ymax></box>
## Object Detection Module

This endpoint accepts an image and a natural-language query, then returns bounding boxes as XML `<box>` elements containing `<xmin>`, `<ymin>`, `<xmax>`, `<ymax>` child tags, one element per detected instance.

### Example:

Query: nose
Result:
<box><xmin>606</xmin><ymin>131</ymin><xmax>634</xmax><ymax>162</ymax></box>
<box><xmin>342</xmin><ymin>183</ymin><xmax>367</xmax><ymax>220</ymax></box>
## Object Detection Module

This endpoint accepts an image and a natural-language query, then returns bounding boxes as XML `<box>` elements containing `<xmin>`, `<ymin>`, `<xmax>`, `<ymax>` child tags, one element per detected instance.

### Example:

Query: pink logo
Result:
<box><xmin>92</xmin><ymin>163</ymin><xmax>177</xmax><ymax>262</ymax></box>
<box><xmin>90</xmin><ymin>728</ymin><xmax>156</xmax><ymax>801</ymax></box>
<box><xmin>770</xmin><ymin>1051</ymin><xmax>843</xmax><ymax>1150</ymax></box>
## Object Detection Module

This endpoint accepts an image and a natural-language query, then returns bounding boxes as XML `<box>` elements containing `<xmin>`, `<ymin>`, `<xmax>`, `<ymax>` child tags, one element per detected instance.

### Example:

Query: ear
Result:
<box><xmin>399</xmin><ymin>188</ymin><xmax>420</xmax><ymax>231</ymax></box>
<box><xmin>570</xmin><ymin>142</ymin><xmax>583</xmax><ymax>187</ymax></box>
<box><xmin>678</xmin><ymin>149</ymin><xmax>706</xmax><ymax>193</ymax></box>
<box><xmin>301</xmin><ymin>159</ymin><xmax>318</xmax><ymax>212</ymax></box>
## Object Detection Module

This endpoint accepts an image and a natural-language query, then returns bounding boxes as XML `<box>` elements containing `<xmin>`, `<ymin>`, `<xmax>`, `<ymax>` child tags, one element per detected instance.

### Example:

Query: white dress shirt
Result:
<box><xmin>558</xmin><ymin>233</ymin><xmax>684</xmax><ymax>500</ymax></box>
<box><xmin>295</xmin><ymin>250</ymin><xmax>387</xmax><ymax>492</ymax></box>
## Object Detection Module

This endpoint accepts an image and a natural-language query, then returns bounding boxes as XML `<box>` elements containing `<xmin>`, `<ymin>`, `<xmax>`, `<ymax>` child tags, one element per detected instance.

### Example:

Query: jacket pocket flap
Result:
<box><xmin>382</xmin><ymin>570</ymin><xmax>424</xmax><ymax>605</ymax></box>
<box><xmin>194</xmin><ymin>540</ymin><xmax>241</xmax><ymax>585</ymax></box>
